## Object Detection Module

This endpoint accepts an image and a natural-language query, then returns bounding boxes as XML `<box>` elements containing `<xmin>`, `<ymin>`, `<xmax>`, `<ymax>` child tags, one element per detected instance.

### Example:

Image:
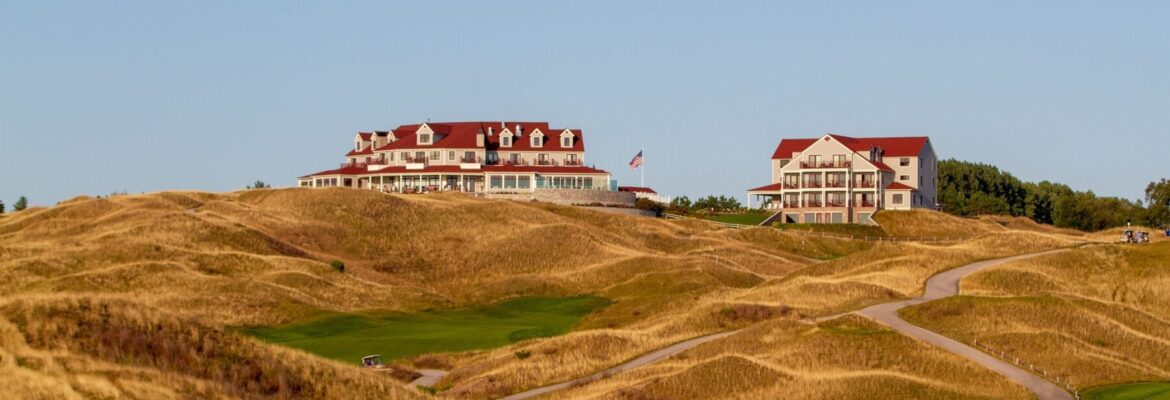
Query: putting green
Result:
<box><xmin>239</xmin><ymin>296</ymin><xmax>610</xmax><ymax>363</ymax></box>
<box><xmin>1083</xmin><ymin>382</ymin><xmax>1170</xmax><ymax>400</ymax></box>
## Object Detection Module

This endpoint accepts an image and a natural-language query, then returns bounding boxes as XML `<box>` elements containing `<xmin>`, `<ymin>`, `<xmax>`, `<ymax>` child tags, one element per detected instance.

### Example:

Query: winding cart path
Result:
<box><xmin>856</xmin><ymin>249</ymin><xmax>1073</xmax><ymax>400</ymax></box>
<box><xmin>490</xmin><ymin>249</ymin><xmax>1074</xmax><ymax>400</ymax></box>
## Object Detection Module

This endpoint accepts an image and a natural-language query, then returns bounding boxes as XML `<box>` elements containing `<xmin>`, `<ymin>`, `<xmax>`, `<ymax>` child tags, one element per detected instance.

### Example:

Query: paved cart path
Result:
<box><xmin>488</xmin><ymin>249</ymin><xmax>1074</xmax><ymax>400</ymax></box>
<box><xmin>498</xmin><ymin>330</ymin><xmax>741</xmax><ymax>400</ymax></box>
<box><xmin>856</xmin><ymin>250</ymin><xmax>1073</xmax><ymax>400</ymax></box>
<box><xmin>409</xmin><ymin>369</ymin><xmax>449</xmax><ymax>388</ymax></box>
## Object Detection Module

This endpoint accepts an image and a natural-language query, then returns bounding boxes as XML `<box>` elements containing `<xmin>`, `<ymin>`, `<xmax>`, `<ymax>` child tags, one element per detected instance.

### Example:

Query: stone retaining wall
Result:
<box><xmin>483</xmin><ymin>189</ymin><xmax>636</xmax><ymax>207</ymax></box>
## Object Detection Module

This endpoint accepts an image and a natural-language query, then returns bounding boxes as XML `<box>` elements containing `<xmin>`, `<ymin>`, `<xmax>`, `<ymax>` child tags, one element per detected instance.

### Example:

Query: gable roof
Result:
<box><xmin>356</xmin><ymin>122</ymin><xmax>585</xmax><ymax>153</ymax></box>
<box><xmin>771</xmin><ymin>134</ymin><xmax>929</xmax><ymax>159</ymax></box>
<box><xmin>746</xmin><ymin>182</ymin><xmax>783</xmax><ymax>192</ymax></box>
<box><xmin>886</xmin><ymin>182</ymin><xmax>916</xmax><ymax>190</ymax></box>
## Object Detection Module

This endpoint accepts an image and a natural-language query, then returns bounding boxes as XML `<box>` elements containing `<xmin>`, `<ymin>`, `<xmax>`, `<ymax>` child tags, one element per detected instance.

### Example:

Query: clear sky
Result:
<box><xmin>2</xmin><ymin>1</ymin><xmax>1167</xmax><ymax>207</ymax></box>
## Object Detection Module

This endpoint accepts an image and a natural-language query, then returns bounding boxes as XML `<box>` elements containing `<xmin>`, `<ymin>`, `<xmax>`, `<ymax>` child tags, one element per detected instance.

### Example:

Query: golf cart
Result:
<box><xmin>361</xmin><ymin>354</ymin><xmax>385</xmax><ymax>369</ymax></box>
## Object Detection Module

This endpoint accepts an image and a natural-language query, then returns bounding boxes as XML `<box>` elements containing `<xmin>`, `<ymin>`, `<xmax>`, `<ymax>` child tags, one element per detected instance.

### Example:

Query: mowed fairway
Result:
<box><xmin>1084</xmin><ymin>382</ymin><xmax>1170</xmax><ymax>400</ymax></box>
<box><xmin>241</xmin><ymin>296</ymin><xmax>610</xmax><ymax>362</ymax></box>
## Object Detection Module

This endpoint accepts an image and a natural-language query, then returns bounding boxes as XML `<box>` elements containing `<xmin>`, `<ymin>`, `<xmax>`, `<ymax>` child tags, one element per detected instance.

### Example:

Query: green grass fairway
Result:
<box><xmin>704</xmin><ymin>212</ymin><xmax>771</xmax><ymax>226</ymax></box>
<box><xmin>240</xmin><ymin>296</ymin><xmax>610</xmax><ymax>363</ymax></box>
<box><xmin>1083</xmin><ymin>382</ymin><xmax>1170</xmax><ymax>400</ymax></box>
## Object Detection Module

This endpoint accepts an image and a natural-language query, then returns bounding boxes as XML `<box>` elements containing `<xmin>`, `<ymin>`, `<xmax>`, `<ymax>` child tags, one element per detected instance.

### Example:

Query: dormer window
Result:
<box><xmin>501</xmin><ymin>135</ymin><xmax>513</xmax><ymax>147</ymax></box>
<box><xmin>418</xmin><ymin>133</ymin><xmax>433</xmax><ymax>145</ymax></box>
<box><xmin>532</xmin><ymin>136</ymin><xmax>543</xmax><ymax>147</ymax></box>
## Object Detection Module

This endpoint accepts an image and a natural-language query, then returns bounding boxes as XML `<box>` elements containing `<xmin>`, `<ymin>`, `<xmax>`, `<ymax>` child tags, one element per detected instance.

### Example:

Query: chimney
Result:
<box><xmin>476</xmin><ymin>132</ymin><xmax>485</xmax><ymax>147</ymax></box>
<box><xmin>515</xmin><ymin>124</ymin><xmax>522</xmax><ymax>137</ymax></box>
<box><xmin>488</xmin><ymin>127</ymin><xmax>494</xmax><ymax>136</ymax></box>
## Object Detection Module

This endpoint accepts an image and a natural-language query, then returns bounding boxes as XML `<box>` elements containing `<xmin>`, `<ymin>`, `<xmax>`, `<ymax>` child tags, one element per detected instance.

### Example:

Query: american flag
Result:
<box><xmin>629</xmin><ymin>150</ymin><xmax>643</xmax><ymax>170</ymax></box>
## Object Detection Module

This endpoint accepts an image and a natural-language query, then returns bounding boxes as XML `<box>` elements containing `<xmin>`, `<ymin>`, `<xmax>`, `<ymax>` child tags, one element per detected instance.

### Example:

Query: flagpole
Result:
<box><xmin>640</xmin><ymin>147</ymin><xmax>645</xmax><ymax>188</ymax></box>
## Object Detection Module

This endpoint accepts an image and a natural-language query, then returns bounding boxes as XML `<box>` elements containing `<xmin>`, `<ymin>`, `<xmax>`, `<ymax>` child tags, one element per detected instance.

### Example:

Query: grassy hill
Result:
<box><xmin>0</xmin><ymin>188</ymin><xmax>1100</xmax><ymax>399</ymax></box>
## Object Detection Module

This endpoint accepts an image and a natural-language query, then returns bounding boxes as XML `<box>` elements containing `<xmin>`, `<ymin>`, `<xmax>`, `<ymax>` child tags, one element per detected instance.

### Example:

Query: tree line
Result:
<box><xmin>939</xmin><ymin>159</ymin><xmax>1169</xmax><ymax>231</ymax></box>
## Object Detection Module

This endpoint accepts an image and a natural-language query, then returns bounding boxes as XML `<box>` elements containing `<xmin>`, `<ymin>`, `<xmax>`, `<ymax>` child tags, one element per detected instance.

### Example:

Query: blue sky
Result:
<box><xmin>2</xmin><ymin>1</ymin><xmax>1167</xmax><ymax>206</ymax></box>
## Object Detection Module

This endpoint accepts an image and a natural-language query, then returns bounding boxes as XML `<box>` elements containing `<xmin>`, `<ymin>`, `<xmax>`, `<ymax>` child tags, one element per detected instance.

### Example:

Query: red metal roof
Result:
<box><xmin>886</xmin><ymin>182</ymin><xmax>916</xmax><ymax>190</ymax></box>
<box><xmin>300</xmin><ymin>164</ymin><xmax>609</xmax><ymax>178</ymax></box>
<box><xmin>746</xmin><ymin>182</ymin><xmax>783</xmax><ymax>192</ymax></box>
<box><xmin>359</xmin><ymin>122</ymin><xmax>585</xmax><ymax>153</ymax></box>
<box><xmin>771</xmin><ymin>134</ymin><xmax>929</xmax><ymax>159</ymax></box>
<box><xmin>618</xmin><ymin>186</ymin><xmax>657</xmax><ymax>193</ymax></box>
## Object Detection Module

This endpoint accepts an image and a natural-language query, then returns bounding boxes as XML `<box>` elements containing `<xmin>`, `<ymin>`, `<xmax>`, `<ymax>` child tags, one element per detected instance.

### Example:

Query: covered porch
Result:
<box><xmin>746</xmin><ymin>183</ymin><xmax>784</xmax><ymax>210</ymax></box>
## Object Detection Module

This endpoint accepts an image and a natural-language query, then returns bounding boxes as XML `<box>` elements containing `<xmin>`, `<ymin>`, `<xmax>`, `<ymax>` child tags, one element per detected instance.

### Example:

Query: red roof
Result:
<box><xmin>300</xmin><ymin>164</ymin><xmax>609</xmax><ymax>178</ymax></box>
<box><xmin>352</xmin><ymin>122</ymin><xmax>585</xmax><ymax>153</ymax></box>
<box><xmin>771</xmin><ymin>134</ymin><xmax>929</xmax><ymax>159</ymax></box>
<box><xmin>746</xmin><ymin>182</ymin><xmax>783</xmax><ymax>192</ymax></box>
<box><xmin>618</xmin><ymin>186</ymin><xmax>657</xmax><ymax>193</ymax></box>
<box><xmin>886</xmin><ymin>182</ymin><xmax>916</xmax><ymax>190</ymax></box>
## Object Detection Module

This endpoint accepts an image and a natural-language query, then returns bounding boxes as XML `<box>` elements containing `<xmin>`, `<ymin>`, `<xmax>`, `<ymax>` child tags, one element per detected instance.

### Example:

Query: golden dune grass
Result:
<box><xmin>901</xmin><ymin>242</ymin><xmax>1170</xmax><ymax>389</ymax></box>
<box><xmin>0</xmin><ymin>189</ymin><xmax>1092</xmax><ymax>399</ymax></box>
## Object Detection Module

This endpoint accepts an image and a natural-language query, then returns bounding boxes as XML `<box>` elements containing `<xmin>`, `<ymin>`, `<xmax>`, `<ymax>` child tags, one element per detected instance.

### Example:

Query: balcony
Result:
<box><xmin>502</xmin><ymin>159</ymin><xmax>529</xmax><ymax>166</ymax></box>
<box><xmin>826</xmin><ymin>201</ymin><xmax>846</xmax><ymax>207</ymax></box>
<box><xmin>825</xmin><ymin>181</ymin><xmax>848</xmax><ymax>188</ymax></box>
<box><xmin>563</xmin><ymin>158</ymin><xmax>583</xmax><ymax>166</ymax></box>
<box><xmin>805</xmin><ymin>200</ymin><xmax>823</xmax><ymax>208</ymax></box>
<box><xmin>460</xmin><ymin>156</ymin><xmax>482</xmax><ymax>164</ymax></box>
<box><xmin>857</xmin><ymin>200</ymin><xmax>877</xmax><ymax>207</ymax></box>
<box><xmin>803</xmin><ymin>181</ymin><xmax>823</xmax><ymax>188</ymax></box>
<box><xmin>534</xmin><ymin>159</ymin><xmax>558</xmax><ymax>166</ymax></box>
<box><xmin>854</xmin><ymin>181</ymin><xmax>877</xmax><ymax>188</ymax></box>
<box><xmin>800</xmin><ymin>161</ymin><xmax>851</xmax><ymax>169</ymax></box>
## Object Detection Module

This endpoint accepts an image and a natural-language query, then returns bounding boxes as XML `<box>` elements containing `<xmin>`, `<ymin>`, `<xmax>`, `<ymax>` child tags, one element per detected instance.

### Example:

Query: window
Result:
<box><xmin>419</xmin><ymin>133</ymin><xmax>432</xmax><ymax>144</ymax></box>
<box><xmin>539</xmin><ymin>153</ymin><xmax>549</xmax><ymax>164</ymax></box>
<box><xmin>893</xmin><ymin>194</ymin><xmax>904</xmax><ymax>204</ymax></box>
<box><xmin>501</xmin><ymin>136</ymin><xmax>512</xmax><ymax>147</ymax></box>
<box><xmin>518</xmin><ymin>176</ymin><xmax>531</xmax><ymax>189</ymax></box>
<box><xmin>833</xmin><ymin>154</ymin><xmax>846</xmax><ymax>167</ymax></box>
<box><xmin>490</xmin><ymin>176</ymin><xmax>503</xmax><ymax>188</ymax></box>
<box><xmin>561</xmin><ymin>136</ymin><xmax>572</xmax><ymax>147</ymax></box>
<box><xmin>532</xmin><ymin>136</ymin><xmax>543</xmax><ymax>147</ymax></box>
<box><xmin>448</xmin><ymin>151</ymin><xmax>455</xmax><ymax>161</ymax></box>
<box><xmin>429</xmin><ymin>151</ymin><xmax>440</xmax><ymax>161</ymax></box>
<box><xmin>900</xmin><ymin>158</ymin><xmax>910</xmax><ymax>166</ymax></box>
<box><xmin>463</xmin><ymin>151</ymin><xmax>475</xmax><ymax>162</ymax></box>
<box><xmin>504</xmin><ymin>175</ymin><xmax>517</xmax><ymax>189</ymax></box>
<box><xmin>583</xmin><ymin>177</ymin><xmax>593</xmax><ymax>189</ymax></box>
<box><xmin>900</xmin><ymin>175</ymin><xmax>910</xmax><ymax>181</ymax></box>
<box><xmin>779</xmin><ymin>159</ymin><xmax>789</xmax><ymax>168</ymax></box>
<box><xmin>389</xmin><ymin>152</ymin><xmax>395</xmax><ymax>161</ymax></box>
<box><xmin>487</xmin><ymin>152</ymin><xmax>498</xmax><ymax>164</ymax></box>
<box><xmin>807</xmin><ymin>155</ymin><xmax>820</xmax><ymax>166</ymax></box>
<box><xmin>509</xmin><ymin>153</ymin><xmax>520</xmax><ymax>165</ymax></box>
<box><xmin>414</xmin><ymin>151</ymin><xmax>424</xmax><ymax>162</ymax></box>
<box><xmin>379</xmin><ymin>153</ymin><xmax>385</xmax><ymax>162</ymax></box>
<box><xmin>566</xmin><ymin>154</ymin><xmax>578</xmax><ymax>165</ymax></box>
<box><xmin>364</xmin><ymin>157</ymin><xmax>371</xmax><ymax>164</ymax></box>
<box><xmin>401</xmin><ymin>152</ymin><xmax>409</xmax><ymax>161</ymax></box>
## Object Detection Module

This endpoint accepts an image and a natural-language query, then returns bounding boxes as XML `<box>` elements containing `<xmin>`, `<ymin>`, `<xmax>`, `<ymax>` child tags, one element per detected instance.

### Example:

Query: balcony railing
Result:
<box><xmin>502</xmin><ymin>159</ymin><xmax>529</xmax><ymax>166</ymax></box>
<box><xmin>825</xmin><ymin>181</ymin><xmax>848</xmax><ymax>188</ymax></box>
<box><xmin>803</xmin><ymin>181</ymin><xmax>823</xmax><ymax>188</ymax></box>
<box><xmin>805</xmin><ymin>200</ymin><xmax>822</xmax><ymax>208</ymax></box>
<box><xmin>858</xmin><ymin>200</ymin><xmax>877</xmax><ymax>207</ymax></box>
<box><xmin>563</xmin><ymin>159</ymin><xmax>583</xmax><ymax>166</ymax></box>
<box><xmin>800</xmin><ymin>161</ymin><xmax>851</xmax><ymax>169</ymax></box>
<box><xmin>460</xmin><ymin>156</ymin><xmax>483</xmax><ymax>164</ymax></box>
<box><xmin>534</xmin><ymin>159</ymin><xmax>558</xmax><ymax>166</ymax></box>
<box><xmin>826</xmin><ymin>201</ymin><xmax>846</xmax><ymax>207</ymax></box>
<box><xmin>854</xmin><ymin>181</ymin><xmax>876</xmax><ymax>188</ymax></box>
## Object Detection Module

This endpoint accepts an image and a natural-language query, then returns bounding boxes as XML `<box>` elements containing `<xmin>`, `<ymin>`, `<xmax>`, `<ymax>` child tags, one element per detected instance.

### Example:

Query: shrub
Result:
<box><xmin>329</xmin><ymin>260</ymin><xmax>345</xmax><ymax>273</ymax></box>
<box><xmin>14</xmin><ymin>196</ymin><xmax>27</xmax><ymax>211</ymax></box>
<box><xmin>513</xmin><ymin>350</ymin><xmax>532</xmax><ymax>360</ymax></box>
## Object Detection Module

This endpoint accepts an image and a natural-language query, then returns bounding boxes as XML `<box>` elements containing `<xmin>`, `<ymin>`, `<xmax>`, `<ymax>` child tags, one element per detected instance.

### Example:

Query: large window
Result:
<box><xmin>429</xmin><ymin>151</ymin><xmax>440</xmax><ymax>161</ymax></box>
<box><xmin>414</xmin><ymin>151</ymin><xmax>425</xmax><ymax>162</ymax></box>
<box><xmin>448</xmin><ymin>151</ymin><xmax>456</xmax><ymax>161</ymax></box>
<box><xmin>900</xmin><ymin>158</ymin><xmax>910</xmax><ymax>166</ymax></box>
<box><xmin>463</xmin><ymin>151</ymin><xmax>475</xmax><ymax>162</ymax></box>
<box><xmin>504</xmin><ymin>176</ymin><xmax>517</xmax><ymax>189</ymax></box>
<box><xmin>892</xmin><ymin>194</ymin><xmax>904</xmax><ymax>204</ymax></box>
<box><xmin>532</xmin><ymin>136</ymin><xmax>543</xmax><ymax>147</ymax></box>
<box><xmin>490</xmin><ymin>176</ymin><xmax>502</xmax><ymax>188</ymax></box>
<box><xmin>419</xmin><ymin>133</ymin><xmax>432</xmax><ymax>144</ymax></box>
<box><xmin>501</xmin><ymin>136</ymin><xmax>512</xmax><ymax>147</ymax></box>
<box><xmin>518</xmin><ymin>176</ymin><xmax>531</xmax><ymax>189</ymax></box>
<box><xmin>561</xmin><ymin>136</ymin><xmax>572</xmax><ymax>147</ymax></box>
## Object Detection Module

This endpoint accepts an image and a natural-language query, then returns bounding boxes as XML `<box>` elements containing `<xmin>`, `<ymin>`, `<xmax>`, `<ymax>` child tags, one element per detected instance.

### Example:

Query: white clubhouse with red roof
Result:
<box><xmin>747</xmin><ymin>134</ymin><xmax>937</xmax><ymax>224</ymax></box>
<box><xmin>298</xmin><ymin>121</ymin><xmax>612</xmax><ymax>193</ymax></box>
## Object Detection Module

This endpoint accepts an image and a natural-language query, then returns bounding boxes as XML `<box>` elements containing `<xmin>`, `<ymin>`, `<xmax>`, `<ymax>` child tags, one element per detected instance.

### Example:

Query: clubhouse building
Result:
<box><xmin>746</xmin><ymin>134</ymin><xmax>937</xmax><ymax>224</ymax></box>
<box><xmin>298</xmin><ymin>121</ymin><xmax>613</xmax><ymax>194</ymax></box>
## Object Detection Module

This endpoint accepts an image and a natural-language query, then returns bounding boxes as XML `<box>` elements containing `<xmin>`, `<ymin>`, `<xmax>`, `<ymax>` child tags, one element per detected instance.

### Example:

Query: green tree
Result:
<box><xmin>14</xmin><ymin>196</ymin><xmax>27</xmax><ymax>211</ymax></box>
<box><xmin>0</xmin><ymin>199</ymin><xmax>5</xmax><ymax>213</ymax></box>
<box><xmin>247</xmin><ymin>180</ymin><xmax>270</xmax><ymax>189</ymax></box>
<box><xmin>1145</xmin><ymin>179</ymin><xmax>1170</xmax><ymax>228</ymax></box>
